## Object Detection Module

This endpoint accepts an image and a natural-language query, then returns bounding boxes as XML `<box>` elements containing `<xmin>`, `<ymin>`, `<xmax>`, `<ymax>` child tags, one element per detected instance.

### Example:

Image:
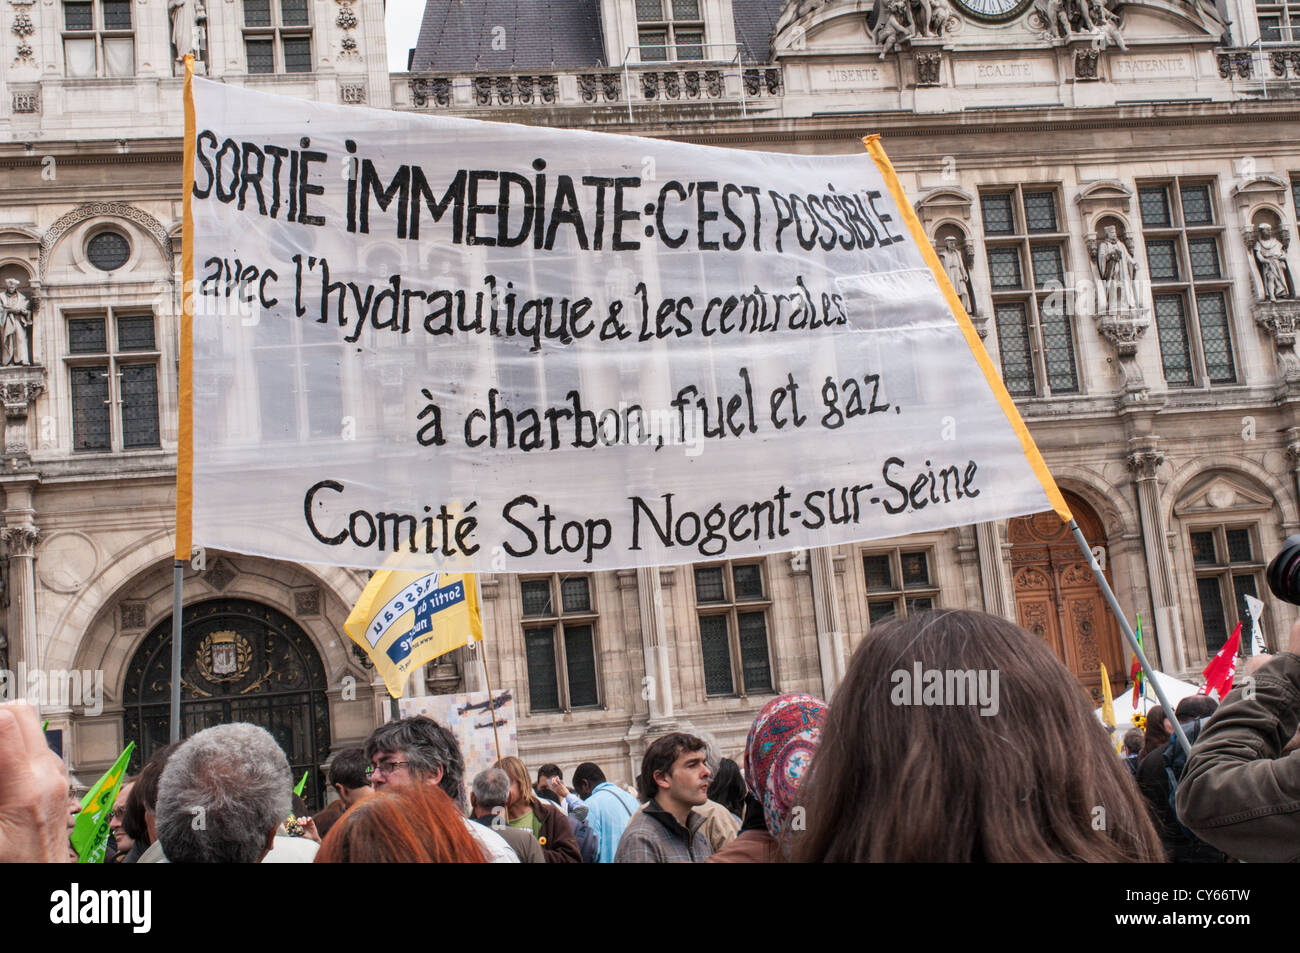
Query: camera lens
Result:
<box><xmin>1266</xmin><ymin>534</ymin><xmax>1300</xmax><ymax>606</ymax></box>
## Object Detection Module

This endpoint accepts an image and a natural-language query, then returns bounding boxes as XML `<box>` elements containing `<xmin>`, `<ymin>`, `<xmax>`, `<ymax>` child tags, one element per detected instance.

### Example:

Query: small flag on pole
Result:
<box><xmin>70</xmin><ymin>742</ymin><xmax>134</xmax><ymax>864</ymax></box>
<box><xmin>1129</xmin><ymin>613</ymin><xmax>1145</xmax><ymax>708</ymax></box>
<box><xmin>1100</xmin><ymin>662</ymin><xmax>1119</xmax><ymax>752</ymax></box>
<box><xmin>1200</xmin><ymin>623</ymin><xmax>1242</xmax><ymax>701</ymax></box>
<box><xmin>294</xmin><ymin>770</ymin><xmax>309</xmax><ymax>798</ymax></box>
<box><xmin>344</xmin><ymin>570</ymin><xmax>483</xmax><ymax>699</ymax></box>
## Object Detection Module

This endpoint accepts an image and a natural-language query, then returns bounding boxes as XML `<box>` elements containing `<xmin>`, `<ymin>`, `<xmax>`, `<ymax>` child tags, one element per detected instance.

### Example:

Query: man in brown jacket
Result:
<box><xmin>1176</xmin><ymin>619</ymin><xmax>1300</xmax><ymax>862</ymax></box>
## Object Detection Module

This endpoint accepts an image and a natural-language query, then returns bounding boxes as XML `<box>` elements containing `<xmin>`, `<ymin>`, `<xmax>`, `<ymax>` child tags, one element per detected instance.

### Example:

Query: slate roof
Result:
<box><xmin>409</xmin><ymin>0</ymin><xmax>609</xmax><ymax>71</ymax></box>
<box><xmin>408</xmin><ymin>0</ymin><xmax>784</xmax><ymax>71</ymax></box>
<box><xmin>733</xmin><ymin>0</ymin><xmax>784</xmax><ymax>63</ymax></box>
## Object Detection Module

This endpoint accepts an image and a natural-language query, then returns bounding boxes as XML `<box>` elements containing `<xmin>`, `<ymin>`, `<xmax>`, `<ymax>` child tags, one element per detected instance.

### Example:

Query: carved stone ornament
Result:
<box><xmin>0</xmin><ymin>368</ymin><xmax>45</xmax><ymax>456</ymax></box>
<box><xmin>1096</xmin><ymin>311</ymin><xmax>1151</xmax><ymax>398</ymax></box>
<box><xmin>1126</xmin><ymin>442</ymin><xmax>1165</xmax><ymax>480</ymax></box>
<box><xmin>1287</xmin><ymin>427</ymin><xmax>1300</xmax><ymax>467</ymax></box>
<box><xmin>1029</xmin><ymin>0</ymin><xmax>1126</xmax><ymax>49</ymax></box>
<box><xmin>293</xmin><ymin>587</ymin><xmax>321</xmax><ymax>617</ymax></box>
<box><xmin>1216</xmin><ymin>50</ymin><xmax>1253</xmax><ymax>79</ymax></box>
<box><xmin>410</xmin><ymin>77</ymin><xmax>451</xmax><ymax>107</ymax></box>
<box><xmin>40</xmin><ymin>203</ymin><xmax>171</xmax><ymax>280</ymax></box>
<box><xmin>1253</xmin><ymin>299</ymin><xmax>1300</xmax><ymax>385</ymax></box>
<box><xmin>120</xmin><ymin>602</ymin><xmax>147</xmax><ymax>630</ymax></box>
<box><xmin>335</xmin><ymin>1</ymin><xmax>356</xmax><ymax>29</ymax></box>
<box><xmin>915</xmin><ymin>50</ymin><xmax>941</xmax><ymax>86</ymax></box>
<box><xmin>1074</xmin><ymin>47</ymin><xmax>1099</xmax><ymax>80</ymax></box>
<box><xmin>1</xmin><ymin>525</ymin><xmax>39</xmax><ymax>556</ymax></box>
<box><xmin>204</xmin><ymin>556</ymin><xmax>237</xmax><ymax>591</ymax></box>
<box><xmin>1270</xmin><ymin>49</ymin><xmax>1300</xmax><ymax>78</ymax></box>
<box><xmin>11</xmin><ymin>89</ymin><xmax>38</xmax><ymax>112</ymax></box>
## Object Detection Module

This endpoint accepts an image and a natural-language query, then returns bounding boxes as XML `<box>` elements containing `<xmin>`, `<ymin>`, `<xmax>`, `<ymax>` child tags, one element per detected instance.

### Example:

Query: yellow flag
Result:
<box><xmin>1099</xmin><ymin>662</ymin><xmax>1120</xmax><ymax>752</ymax></box>
<box><xmin>344</xmin><ymin>571</ymin><xmax>483</xmax><ymax>699</ymax></box>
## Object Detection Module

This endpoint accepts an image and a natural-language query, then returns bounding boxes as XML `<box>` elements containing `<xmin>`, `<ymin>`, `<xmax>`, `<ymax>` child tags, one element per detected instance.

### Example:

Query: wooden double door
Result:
<box><xmin>1009</xmin><ymin>493</ymin><xmax>1125</xmax><ymax>704</ymax></box>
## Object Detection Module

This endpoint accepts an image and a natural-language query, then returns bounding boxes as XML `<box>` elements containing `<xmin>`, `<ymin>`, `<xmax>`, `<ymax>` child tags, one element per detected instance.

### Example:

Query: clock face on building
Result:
<box><xmin>948</xmin><ymin>0</ymin><xmax>1035</xmax><ymax>23</ymax></box>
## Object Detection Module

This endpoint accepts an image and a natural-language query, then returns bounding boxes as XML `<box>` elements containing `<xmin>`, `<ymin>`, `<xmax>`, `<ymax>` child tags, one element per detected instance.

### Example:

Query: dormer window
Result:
<box><xmin>637</xmin><ymin>0</ymin><xmax>704</xmax><ymax>62</ymax></box>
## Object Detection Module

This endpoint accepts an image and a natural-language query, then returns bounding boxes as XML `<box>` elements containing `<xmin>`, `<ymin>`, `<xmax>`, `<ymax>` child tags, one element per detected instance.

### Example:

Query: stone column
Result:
<box><xmin>2</xmin><ymin>523</ymin><xmax>39</xmax><ymax>709</ymax></box>
<box><xmin>1286</xmin><ymin>428</ymin><xmax>1300</xmax><ymax>521</ymax></box>
<box><xmin>636</xmin><ymin>566</ymin><xmax>675</xmax><ymax>726</ymax></box>
<box><xmin>1127</xmin><ymin>436</ymin><xmax>1183</xmax><ymax>670</ymax></box>
<box><xmin>975</xmin><ymin>521</ymin><xmax>1016</xmax><ymax>621</ymax></box>
<box><xmin>808</xmin><ymin>547</ymin><xmax>845</xmax><ymax>698</ymax></box>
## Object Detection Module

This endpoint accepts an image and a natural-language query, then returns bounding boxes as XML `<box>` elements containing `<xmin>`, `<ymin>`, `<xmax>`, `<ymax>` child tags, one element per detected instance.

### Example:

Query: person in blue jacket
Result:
<box><xmin>572</xmin><ymin>762</ymin><xmax>640</xmax><ymax>864</ymax></box>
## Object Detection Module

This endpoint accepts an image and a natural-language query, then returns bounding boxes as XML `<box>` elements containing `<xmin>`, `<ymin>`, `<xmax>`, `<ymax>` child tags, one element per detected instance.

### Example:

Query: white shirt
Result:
<box><xmin>462</xmin><ymin>814</ymin><xmax>520</xmax><ymax>863</ymax></box>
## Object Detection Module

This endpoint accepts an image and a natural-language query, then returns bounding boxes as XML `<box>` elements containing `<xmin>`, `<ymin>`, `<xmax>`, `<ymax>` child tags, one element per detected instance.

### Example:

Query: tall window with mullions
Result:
<box><xmin>1138</xmin><ymin>180</ymin><xmax>1236</xmax><ymax>388</ymax></box>
<box><xmin>694</xmin><ymin>562</ymin><xmax>774</xmax><ymax>697</ymax></box>
<box><xmin>68</xmin><ymin>311</ymin><xmax>160</xmax><ymax>452</ymax></box>
<box><xmin>519</xmin><ymin>575</ymin><xmax>600</xmax><ymax>712</ymax></box>
<box><xmin>980</xmin><ymin>187</ymin><xmax>1080</xmax><ymax>397</ymax></box>
<box><xmin>1189</xmin><ymin>525</ymin><xmax>1267</xmax><ymax>656</ymax></box>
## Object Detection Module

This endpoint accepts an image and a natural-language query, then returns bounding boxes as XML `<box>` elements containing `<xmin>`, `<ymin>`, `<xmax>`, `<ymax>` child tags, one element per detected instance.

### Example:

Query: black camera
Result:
<box><xmin>1266</xmin><ymin>534</ymin><xmax>1300</xmax><ymax>606</ymax></box>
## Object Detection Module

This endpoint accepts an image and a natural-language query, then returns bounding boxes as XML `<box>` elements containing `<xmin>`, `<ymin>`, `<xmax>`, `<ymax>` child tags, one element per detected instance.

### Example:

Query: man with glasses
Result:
<box><xmin>363</xmin><ymin>716</ymin><xmax>518</xmax><ymax>863</ymax></box>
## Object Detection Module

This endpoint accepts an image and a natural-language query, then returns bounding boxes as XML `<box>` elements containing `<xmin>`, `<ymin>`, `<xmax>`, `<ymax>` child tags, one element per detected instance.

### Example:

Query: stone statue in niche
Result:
<box><xmin>169</xmin><ymin>0</ymin><xmax>194</xmax><ymax>64</ymax></box>
<box><xmin>1091</xmin><ymin>224</ymin><xmax>1138</xmax><ymax>316</ymax></box>
<box><xmin>1250</xmin><ymin>223</ymin><xmax>1294</xmax><ymax>301</ymax></box>
<box><xmin>935</xmin><ymin>236</ymin><xmax>976</xmax><ymax>315</ymax></box>
<box><xmin>0</xmin><ymin>279</ymin><xmax>34</xmax><ymax>366</ymax></box>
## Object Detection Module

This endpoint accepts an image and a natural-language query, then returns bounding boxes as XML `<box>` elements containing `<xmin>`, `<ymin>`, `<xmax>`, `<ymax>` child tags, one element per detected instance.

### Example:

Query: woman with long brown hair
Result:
<box><xmin>494</xmin><ymin>756</ymin><xmax>582</xmax><ymax>862</ymax></box>
<box><xmin>315</xmin><ymin>783</ymin><xmax>485</xmax><ymax>863</ymax></box>
<box><xmin>794</xmin><ymin>609</ymin><xmax>1164</xmax><ymax>862</ymax></box>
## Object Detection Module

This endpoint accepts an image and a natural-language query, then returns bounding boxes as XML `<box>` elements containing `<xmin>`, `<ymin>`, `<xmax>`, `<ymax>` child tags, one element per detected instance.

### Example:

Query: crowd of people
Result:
<box><xmin>3</xmin><ymin>608</ymin><xmax>1297</xmax><ymax>863</ymax></box>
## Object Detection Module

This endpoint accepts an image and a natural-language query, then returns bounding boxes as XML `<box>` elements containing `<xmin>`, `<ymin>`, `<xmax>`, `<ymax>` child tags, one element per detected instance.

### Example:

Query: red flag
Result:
<box><xmin>1200</xmin><ymin>622</ymin><xmax>1241</xmax><ymax>700</ymax></box>
<box><xmin>1129</xmin><ymin>613</ymin><xmax>1144</xmax><ymax>707</ymax></box>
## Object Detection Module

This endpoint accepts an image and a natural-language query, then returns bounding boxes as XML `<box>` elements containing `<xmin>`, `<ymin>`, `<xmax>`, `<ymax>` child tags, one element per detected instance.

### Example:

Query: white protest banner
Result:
<box><xmin>178</xmin><ymin>74</ymin><xmax>1070</xmax><ymax>572</ymax></box>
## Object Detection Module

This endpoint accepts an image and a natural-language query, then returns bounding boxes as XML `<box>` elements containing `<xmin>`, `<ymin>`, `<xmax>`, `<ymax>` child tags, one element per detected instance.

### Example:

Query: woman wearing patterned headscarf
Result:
<box><xmin>707</xmin><ymin>693</ymin><xmax>827</xmax><ymax>863</ymax></box>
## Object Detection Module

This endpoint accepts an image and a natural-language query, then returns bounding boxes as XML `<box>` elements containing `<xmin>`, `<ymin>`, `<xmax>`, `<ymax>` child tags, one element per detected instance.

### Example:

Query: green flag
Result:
<box><xmin>294</xmin><ymin>770</ymin><xmax>309</xmax><ymax>798</ymax></box>
<box><xmin>70</xmin><ymin>742</ymin><xmax>134</xmax><ymax>864</ymax></box>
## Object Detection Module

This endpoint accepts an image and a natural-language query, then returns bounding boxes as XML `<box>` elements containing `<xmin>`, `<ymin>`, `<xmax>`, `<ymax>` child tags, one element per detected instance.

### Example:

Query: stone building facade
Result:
<box><xmin>4</xmin><ymin>0</ymin><xmax>1300</xmax><ymax>794</ymax></box>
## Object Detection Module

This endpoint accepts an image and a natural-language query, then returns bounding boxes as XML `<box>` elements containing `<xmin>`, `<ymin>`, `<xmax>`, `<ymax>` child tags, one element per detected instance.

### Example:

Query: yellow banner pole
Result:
<box><xmin>171</xmin><ymin>54</ymin><xmax>197</xmax><ymax>742</ymax></box>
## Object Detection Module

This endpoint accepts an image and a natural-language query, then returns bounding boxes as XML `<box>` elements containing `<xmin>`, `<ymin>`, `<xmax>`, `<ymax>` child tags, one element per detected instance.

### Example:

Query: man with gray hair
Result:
<box><xmin>156</xmin><ymin>723</ymin><xmax>293</xmax><ymax>863</ymax></box>
<box><xmin>469</xmin><ymin>769</ymin><xmax>544</xmax><ymax>863</ymax></box>
<box><xmin>363</xmin><ymin>716</ymin><xmax>517</xmax><ymax>863</ymax></box>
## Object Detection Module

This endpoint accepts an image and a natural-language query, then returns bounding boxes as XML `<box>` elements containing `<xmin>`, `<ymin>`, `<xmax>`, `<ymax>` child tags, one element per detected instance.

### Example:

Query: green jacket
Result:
<box><xmin>1175</xmin><ymin>652</ymin><xmax>1300</xmax><ymax>863</ymax></box>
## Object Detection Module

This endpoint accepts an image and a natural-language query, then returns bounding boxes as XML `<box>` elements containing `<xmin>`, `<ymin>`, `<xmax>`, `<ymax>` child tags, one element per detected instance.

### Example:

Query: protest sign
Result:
<box><xmin>178</xmin><ymin>73</ymin><xmax>1069</xmax><ymax>572</ymax></box>
<box><xmin>398</xmin><ymin>690</ymin><xmax>517</xmax><ymax>780</ymax></box>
